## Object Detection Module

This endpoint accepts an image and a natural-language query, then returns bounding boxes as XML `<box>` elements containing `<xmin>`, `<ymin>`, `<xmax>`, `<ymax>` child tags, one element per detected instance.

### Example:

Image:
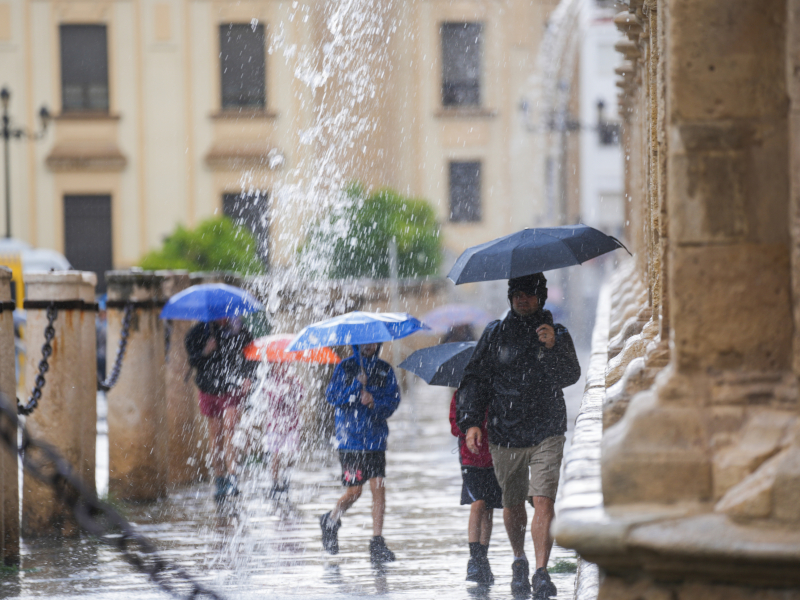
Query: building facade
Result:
<box><xmin>0</xmin><ymin>0</ymin><xmax>560</xmax><ymax>286</ymax></box>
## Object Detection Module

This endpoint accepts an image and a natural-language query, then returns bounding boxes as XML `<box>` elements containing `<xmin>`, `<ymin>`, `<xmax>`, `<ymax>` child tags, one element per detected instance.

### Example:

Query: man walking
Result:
<box><xmin>320</xmin><ymin>342</ymin><xmax>401</xmax><ymax>564</ymax></box>
<box><xmin>457</xmin><ymin>273</ymin><xmax>580</xmax><ymax>597</ymax></box>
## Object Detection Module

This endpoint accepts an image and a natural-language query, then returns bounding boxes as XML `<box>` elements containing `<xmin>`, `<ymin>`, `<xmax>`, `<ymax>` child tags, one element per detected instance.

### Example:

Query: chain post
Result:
<box><xmin>0</xmin><ymin>392</ymin><xmax>224</xmax><ymax>599</ymax></box>
<box><xmin>18</xmin><ymin>302</ymin><xmax>57</xmax><ymax>416</ymax></box>
<box><xmin>98</xmin><ymin>302</ymin><xmax>134</xmax><ymax>392</ymax></box>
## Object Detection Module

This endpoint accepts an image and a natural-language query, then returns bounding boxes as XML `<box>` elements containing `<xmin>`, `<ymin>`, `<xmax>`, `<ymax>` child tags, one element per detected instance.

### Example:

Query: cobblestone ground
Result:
<box><xmin>0</xmin><ymin>357</ymin><xmax>586</xmax><ymax>600</ymax></box>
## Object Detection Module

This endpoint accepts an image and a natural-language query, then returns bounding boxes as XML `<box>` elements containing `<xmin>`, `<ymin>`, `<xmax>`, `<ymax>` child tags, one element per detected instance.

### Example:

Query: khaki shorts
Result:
<box><xmin>489</xmin><ymin>435</ymin><xmax>566</xmax><ymax>506</ymax></box>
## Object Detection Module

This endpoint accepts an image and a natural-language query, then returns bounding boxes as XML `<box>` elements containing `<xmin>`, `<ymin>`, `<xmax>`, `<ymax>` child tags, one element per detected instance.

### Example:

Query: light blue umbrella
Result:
<box><xmin>159</xmin><ymin>283</ymin><xmax>264</xmax><ymax>322</ymax></box>
<box><xmin>285</xmin><ymin>311</ymin><xmax>430</xmax><ymax>351</ymax></box>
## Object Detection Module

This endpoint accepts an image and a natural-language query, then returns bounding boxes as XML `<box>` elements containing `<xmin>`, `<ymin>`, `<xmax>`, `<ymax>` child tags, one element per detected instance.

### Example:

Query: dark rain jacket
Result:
<box><xmin>457</xmin><ymin>308</ymin><xmax>581</xmax><ymax>448</ymax></box>
<box><xmin>185</xmin><ymin>321</ymin><xmax>256</xmax><ymax>395</ymax></box>
<box><xmin>326</xmin><ymin>350</ymin><xmax>401</xmax><ymax>451</ymax></box>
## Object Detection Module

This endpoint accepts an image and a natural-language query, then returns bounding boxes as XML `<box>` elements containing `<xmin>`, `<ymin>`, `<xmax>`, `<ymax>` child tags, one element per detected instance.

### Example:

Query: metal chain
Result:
<box><xmin>0</xmin><ymin>392</ymin><xmax>225</xmax><ymax>600</ymax></box>
<box><xmin>98</xmin><ymin>302</ymin><xmax>134</xmax><ymax>392</ymax></box>
<box><xmin>18</xmin><ymin>303</ymin><xmax>57</xmax><ymax>416</ymax></box>
<box><xmin>164</xmin><ymin>321</ymin><xmax>173</xmax><ymax>363</ymax></box>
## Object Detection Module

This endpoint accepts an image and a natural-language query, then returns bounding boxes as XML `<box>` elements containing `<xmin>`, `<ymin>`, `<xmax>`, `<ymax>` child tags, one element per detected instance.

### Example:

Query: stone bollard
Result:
<box><xmin>22</xmin><ymin>272</ymin><xmax>88</xmax><ymax>537</ymax></box>
<box><xmin>0</xmin><ymin>268</ymin><xmax>19</xmax><ymax>562</ymax></box>
<box><xmin>159</xmin><ymin>271</ymin><xmax>208</xmax><ymax>486</ymax></box>
<box><xmin>106</xmin><ymin>271</ymin><xmax>167</xmax><ymax>502</ymax></box>
<box><xmin>78</xmin><ymin>273</ymin><xmax>97</xmax><ymax>493</ymax></box>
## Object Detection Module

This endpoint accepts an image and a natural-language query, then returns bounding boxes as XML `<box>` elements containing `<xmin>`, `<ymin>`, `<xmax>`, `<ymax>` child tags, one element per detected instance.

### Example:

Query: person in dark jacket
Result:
<box><xmin>319</xmin><ymin>342</ymin><xmax>401</xmax><ymax>564</ymax></box>
<box><xmin>450</xmin><ymin>392</ymin><xmax>501</xmax><ymax>585</ymax></box>
<box><xmin>457</xmin><ymin>272</ymin><xmax>580</xmax><ymax>598</ymax></box>
<box><xmin>185</xmin><ymin>317</ymin><xmax>255</xmax><ymax>501</ymax></box>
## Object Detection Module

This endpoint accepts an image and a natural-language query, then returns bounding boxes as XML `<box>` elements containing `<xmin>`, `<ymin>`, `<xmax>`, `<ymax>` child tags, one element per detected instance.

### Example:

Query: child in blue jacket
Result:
<box><xmin>319</xmin><ymin>342</ymin><xmax>401</xmax><ymax>564</ymax></box>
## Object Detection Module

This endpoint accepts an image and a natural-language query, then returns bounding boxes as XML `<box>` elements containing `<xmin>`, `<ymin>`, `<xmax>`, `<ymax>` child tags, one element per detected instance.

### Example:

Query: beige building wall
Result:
<box><xmin>0</xmin><ymin>0</ymin><xmax>556</xmax><ymax>276</ymax></box>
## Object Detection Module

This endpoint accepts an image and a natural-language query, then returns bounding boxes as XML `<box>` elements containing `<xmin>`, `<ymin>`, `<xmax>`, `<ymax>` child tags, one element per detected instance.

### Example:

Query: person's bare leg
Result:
<box><xmin>270</xmin><ymin>454</ymin><xmax>281</xmax><ymax>482</ymax></box>
<box><xmin>504</xmin><ymin>503</ymin><xmax>528</xmax><ymax>558</ymax></box>
<box><xmin>331</xmin><ymin>485</ymin><xmax>362</xmax><ymax>522</ymax></box>
<box><xmin>480</xmin><ymin>507</ymin><xmax>493</xmax><ymax>546</ymax></box>
<box><xmin>369</xmin><ymin>477</ymin><xmax>385</xmax><ymax>537</ymax></box>
<box><xmin>531</xmin><ymin>496</ymin><xmax>555</xmax><ymax>569</ymax></box>
<box><xmin>207</xmin><ymin>417</ymin><xmax>224</xmax><ymax>477</ymax></box>
<box><xmin>468</xmin><ymin>500</ymin><xmax>486</xmax><ymax>543</ymax></box>
<box><xmin>222</xmin><ymin>405</ymin><xmax>241</xmax><ymax>474</ymax></box>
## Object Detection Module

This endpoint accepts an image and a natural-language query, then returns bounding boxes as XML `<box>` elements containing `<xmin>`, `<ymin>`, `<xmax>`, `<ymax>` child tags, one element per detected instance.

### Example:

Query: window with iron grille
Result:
<box><xmin>441</xmin><ymin>22</ymin><xmax>482</xmax><ymax>107</ymax></box>
<box><xmin>60</xmin><ymin>25</ymin><xmax>109</xmax><ymax>112</ymax></box>
<box><xmin>449</xmin><ymin>161</ymin><xmax>482</xmax><ymax>222</ymax></box>
<box><xmin>220</xmin><ymin>24</ymin><xmax>266</xmax><ymax>109</ymax></box>
<box><xmin>223</xmin><ymin>192</ymin><xmax>269</xmax><ymax>265</ymax></box>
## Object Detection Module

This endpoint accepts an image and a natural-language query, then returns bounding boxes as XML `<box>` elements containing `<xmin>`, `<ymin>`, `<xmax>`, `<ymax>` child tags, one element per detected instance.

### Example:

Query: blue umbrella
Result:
<box><xmin>159</xmin><ymin>283</ymin><xmax>264</xmax><ymax>322</ymax></box>
<box><xmin>447</xmin><ymin>225</ymin><xmax>629</xmax><ymax>285</ymax></box>
<box><xmin>398</xmin><ymin>342</ymin><xmax>476</xmax><ymax>387</ymax></box>
<box><xmin>285</xmin><ymin>311</ymin><xmax>429</xmax><ymax>351</ymax></box>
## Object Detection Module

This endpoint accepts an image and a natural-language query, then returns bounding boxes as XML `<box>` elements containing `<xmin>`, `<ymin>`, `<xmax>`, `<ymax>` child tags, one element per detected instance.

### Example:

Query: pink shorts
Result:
<box><xmin>198</xmin><ymin>390</ymin><xmax>245</xmax><ymax>418</ymax></box>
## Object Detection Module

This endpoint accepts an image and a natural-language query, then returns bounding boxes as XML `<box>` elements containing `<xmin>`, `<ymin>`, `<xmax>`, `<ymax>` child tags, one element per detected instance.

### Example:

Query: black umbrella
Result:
<box><xmin>447</xmin><ymin>225</ymin><xmax>629</xmax><ymax>285</ymax></box>
<box><xmin>398</xmin><ymin>342</ymin><xmax>476</xmax><ymax>387</ymax></box>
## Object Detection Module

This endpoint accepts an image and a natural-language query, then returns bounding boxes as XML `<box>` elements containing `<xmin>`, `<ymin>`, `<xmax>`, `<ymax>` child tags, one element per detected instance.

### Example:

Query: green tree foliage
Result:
<box><xmin>139</xmin><ymin>216</ymin><xmax>265</xmax><ymax>275</ymax></box>
<box><xmin>303</xmin><ymin>185</ymin><xmax>442</xmax><ymax>280</ymax></box>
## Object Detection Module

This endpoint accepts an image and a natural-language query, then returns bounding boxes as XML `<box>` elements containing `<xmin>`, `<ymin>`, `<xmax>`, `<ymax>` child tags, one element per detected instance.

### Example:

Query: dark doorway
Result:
<box><xmin>64</xmin><ymin>195</ymin><xmax>113</xmax><ymax>293</ymax></box>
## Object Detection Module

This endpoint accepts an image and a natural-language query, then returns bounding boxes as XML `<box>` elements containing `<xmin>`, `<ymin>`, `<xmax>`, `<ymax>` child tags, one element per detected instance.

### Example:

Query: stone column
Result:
<box><xmin>604</xmin><ymin>0</ymin><xmax>793</xmax><ymax>507</ymax></box>
<box><xmin>0</xmin><ymin>268</ymin><xmax>19</xmax><ymax>563</ymax></box>
<box><xmin>159</xmin><ymin>271</ymin><xmax>207</xmax><ymax>486</ymax></box>
<box><xmin>106</xmin><ymin>271</ymin><xmax>167</xmax><ymax>502</ymax></box>
<box><xmin>22</xmin><ymin>272</ymin><xmax>86</xmax><ymax>536</ymax></box>
<box><xmin>77</xmin><ymin>273</ymin><xmax>97</xmax><ymax>493</ymax></box>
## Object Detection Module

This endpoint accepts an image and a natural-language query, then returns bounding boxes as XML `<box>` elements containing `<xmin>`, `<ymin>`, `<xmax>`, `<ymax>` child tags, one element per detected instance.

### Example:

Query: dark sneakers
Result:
<box><xmin>319</xmin><ymin>512</ymin><xmax>341</xmax><ymax>555</ymax></box>
<box><xmin>467</xmin><ymin>545</ymin><xmax>494</xmax><ymax>585</ymax></box>
<box><xmin>511</xmin><ymin>559</ymin><xmax>532</xmax><ymax>596</ymax></box>
<box><xmin>214</xmin><ymin>475</ymin><xmax>240</xmax><ymax>502</ymax></box>
<box><xmin>466</xmin><ymin>557</ymin><xmax>481</xmax><ymax>582</ymax></box>
<box><xmin>476</xmin><ymin>556</ymin><xmax>494</xmax><ymax>585</ymax></box>
<box><xmin>369</xmin><ymin>536</ymin><xmax>396</xmax><ymax>564</ymax></box>
<box><xmin>532</xmin><ymin>567</ymin><xmax>557</xmax><ymax>599</ymax></box>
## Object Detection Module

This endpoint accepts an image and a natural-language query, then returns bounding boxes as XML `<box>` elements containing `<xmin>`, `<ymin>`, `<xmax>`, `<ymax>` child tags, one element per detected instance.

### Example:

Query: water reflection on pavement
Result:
<box><xmin>1</xmin><ymin>378</ymin><xmax>581</xmax><ymax>600</ymax></box>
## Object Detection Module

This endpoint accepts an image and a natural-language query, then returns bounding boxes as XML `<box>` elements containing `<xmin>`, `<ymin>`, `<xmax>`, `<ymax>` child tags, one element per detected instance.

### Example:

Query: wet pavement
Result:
<box><xmin>0</xmin><ymin>365</ymin><xmax>585</xmax><ymax>600</ymax></box>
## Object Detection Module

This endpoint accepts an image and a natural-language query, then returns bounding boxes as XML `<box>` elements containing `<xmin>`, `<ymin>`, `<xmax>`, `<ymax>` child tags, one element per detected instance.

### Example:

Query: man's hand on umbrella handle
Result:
<box><xmin>466</xmin><ymin>427</ymin><xmax>482</xmax><ymax>454</ymax></box>
<box><xmin>360</xmin><ymin>389</ymin><xmax>374</xmax><ymax>409</ymax></box>
<box><xmin>536</xmin><ymin>324</ymin><xmax>556</xmax><ymax>349</ymax></box>
<box><xmin>357</xmin><ymin>370</ymin><xmax>367</xmax><ymax>386</ymax></box>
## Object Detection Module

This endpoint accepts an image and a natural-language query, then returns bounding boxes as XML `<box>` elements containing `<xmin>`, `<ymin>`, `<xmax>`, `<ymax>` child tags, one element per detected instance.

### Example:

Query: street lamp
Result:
<box><xmin>1</xmin><ymin>87</ymin><xmax>51</xmax><ymax>239</ymax></box>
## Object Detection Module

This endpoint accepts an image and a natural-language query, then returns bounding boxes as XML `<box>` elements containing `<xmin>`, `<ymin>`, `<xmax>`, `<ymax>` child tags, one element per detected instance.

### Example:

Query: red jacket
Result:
<box><xmin>449</xmin><ymin>392</ymin><xmax>493</xmax><ymax>468</ymax></box>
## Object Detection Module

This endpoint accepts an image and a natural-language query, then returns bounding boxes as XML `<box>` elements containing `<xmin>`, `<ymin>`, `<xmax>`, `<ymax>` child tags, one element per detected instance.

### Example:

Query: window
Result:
<box><xmin>449</xmin><ymin>161</ymin><xmax>481</xmax><ymax>222</ymax></box>
<box><xmin>441</xmin><ymin>22</ymin><xmax>482</xmax><ymax>107</ymax></box>
<box><xmin>64</xmin><ymin>195</ymin><xmax>113</xmax><ymax>293</ymax></box>
<box><xmin>596</xmin><ymin>100</ymin><xmax>620</xmax><ymax>146</ymax></box>
<box><xmin>223</xmin><ymin>192</ymin><xmax>269</xmax><ymax>264</ymax></box>
<box><xmin>60</xmin><ymin>25</ymin><xmax>109</xmax><ymax>112</ymax></box>
<box><xmin>220</xmin><ymin>24</ymin><xmax>266</xmax><ymax>109</ymax></box>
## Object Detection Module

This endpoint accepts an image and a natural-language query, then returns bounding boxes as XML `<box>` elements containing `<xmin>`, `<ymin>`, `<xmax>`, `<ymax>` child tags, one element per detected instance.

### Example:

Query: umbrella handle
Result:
<box><xmin>353</xmin><ymin>345</ymin><xmax>367</xmax><ymax>386</ymax></box>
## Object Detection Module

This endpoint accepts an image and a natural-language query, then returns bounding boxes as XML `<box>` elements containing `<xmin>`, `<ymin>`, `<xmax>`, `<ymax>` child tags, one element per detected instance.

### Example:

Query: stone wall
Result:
<box><xmin>555</xmin><ymin>1</ymin><xmax>800</xmax><ymax>598</ymax></box>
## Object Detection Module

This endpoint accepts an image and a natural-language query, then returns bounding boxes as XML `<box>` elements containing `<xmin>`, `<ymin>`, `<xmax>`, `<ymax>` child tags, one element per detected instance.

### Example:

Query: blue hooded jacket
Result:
<box><xmin>326</xmin><ymin>346</ymin><xmax>401</xmax><ymax>451</ymax></box>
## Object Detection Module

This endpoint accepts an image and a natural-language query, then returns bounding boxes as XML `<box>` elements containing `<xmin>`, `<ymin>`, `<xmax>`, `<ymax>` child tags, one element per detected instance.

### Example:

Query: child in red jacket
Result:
<box><xmin>450</xmin><ymin>392</ymin><xmax>502</xmax><ymax>585</ymax></box>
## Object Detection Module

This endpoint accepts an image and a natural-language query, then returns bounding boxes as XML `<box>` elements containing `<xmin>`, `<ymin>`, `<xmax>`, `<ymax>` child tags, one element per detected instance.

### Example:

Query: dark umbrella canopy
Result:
<box><xmin>447</xmin><ymin>225</ymin><xmax>628</xmax><ymax>285</ymax></box>
<box><xmin>398</xmin><ymin>342</ymin><xmax>476</xmax><ymax>388</ymax></box>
